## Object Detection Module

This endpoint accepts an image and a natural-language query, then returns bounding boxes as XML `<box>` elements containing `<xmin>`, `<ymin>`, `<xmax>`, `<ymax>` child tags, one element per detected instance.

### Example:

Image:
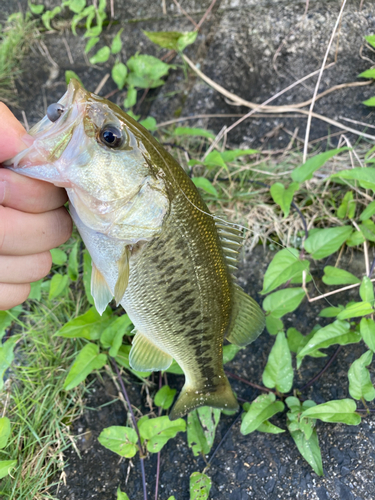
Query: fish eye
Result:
<box><xmin>99</xmin><ymin>125</ymin><xmax>123</xmax><ymax>148</ymax></box>
<box><xmin>47</xmin><ymin>103</ymin><xmax>65</xmax><ymax>122</ymax></box>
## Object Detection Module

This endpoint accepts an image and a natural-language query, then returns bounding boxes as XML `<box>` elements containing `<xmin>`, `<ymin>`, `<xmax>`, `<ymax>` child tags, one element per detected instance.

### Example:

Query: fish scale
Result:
<box><xmin>7</xmin><ymin>79</ymin><xmax>266</xmax><ymax>419</ymax></box>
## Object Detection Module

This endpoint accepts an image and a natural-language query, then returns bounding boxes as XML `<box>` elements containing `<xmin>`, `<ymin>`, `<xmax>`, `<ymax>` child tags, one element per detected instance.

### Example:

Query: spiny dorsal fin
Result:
<box><xmin>114</xmin><ymin>246</ymin><xmax>130</xmax><ymax>305</ymax></box>
<box><xmin>91</xmin><ymin>262</ymin><xmax>113</xmax><ymax>315</ymax></box>
<box><xmin>129</xmin><ymin>331</ymin><xmax>173</xmax><ymax>372</ymax></box>
<box><xmin>226</xmin><ymin>284</ymin><xmax>265</xmax><ymax>347</ymax></box>
<box><xmin>215</xmin><ymin>218</ymin><xmax>243</xmax><ymax>274</ymax></box>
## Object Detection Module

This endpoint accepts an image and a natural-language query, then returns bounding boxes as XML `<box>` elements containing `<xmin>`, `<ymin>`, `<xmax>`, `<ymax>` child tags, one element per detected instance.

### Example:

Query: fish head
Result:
<box><xmin>8</xmin><ymin>79</ymin><xmax>169</xmax><ymax>241</ymax></box>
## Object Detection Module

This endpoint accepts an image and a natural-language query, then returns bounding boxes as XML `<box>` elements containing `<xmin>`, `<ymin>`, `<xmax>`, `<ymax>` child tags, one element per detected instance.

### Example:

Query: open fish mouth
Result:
<box><xmin>6</xmin><ymin>79</ymin><xmax>89</xmax><ymax>187</ymax></box>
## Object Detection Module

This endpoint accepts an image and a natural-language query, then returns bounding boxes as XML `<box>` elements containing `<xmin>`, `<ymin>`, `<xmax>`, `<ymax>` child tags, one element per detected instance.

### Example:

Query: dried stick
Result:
<box><xmin>299</xmin><ymin>346</ymin><xmax>342</xmax><ymax>391</ymax></box>
<box><xmin>303</xmin><ymin>0</ymin><xmax>348</xmax><ymax>162</ymax></box>
<box><xmin>225</xmin><ymin>371</ymin><xmax>275</xmax><ymax>394</ymax></box>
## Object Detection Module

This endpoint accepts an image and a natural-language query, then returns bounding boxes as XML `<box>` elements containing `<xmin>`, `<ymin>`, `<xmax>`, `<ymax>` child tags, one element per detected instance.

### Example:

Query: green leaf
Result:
<box><xmin>0</xmin><ymin>335</ymin><xmax>18</xmax><ymax>390</ymax></box>
<box><xmin>111</xmin><ymin>61</ymin><xmax>128</xmax><ymax>90</ymax></box>
<box><xmin>65</xmin><ymin>70</ymin><xmax>83</xmax><ymax>87</ymax></box>
<box><xmin>359</xmin><ymin>220</ymin><xmax>375</xmax><ymax>242</ymax></box>
<box><xmin>363</xmin><ymin>96</ymin><xmax>375</xmax><ymax>107</ymax></box>
<box><xmin>262</xmin><ymin>332</ymin><xmax>293</xmax><ymax>393</ymax></box>
<box><xmin>63</xmin><ymin>0</ymin><xmax>86</xmax><ymax>14</ymax></box>
<box><xmin>189</xmin><ymin>472</ymin><xmax>211</xmax><ymax>500</ymax></box>
<box><xmin>143</xmin><ymin>30</ymin><xmax>198</xmax><ymax>52</ymax></box>
<box><xmin>0</xmin><ymin>460</ymin><xmax>17</xmax><ymax>479</ymax></box>
<box><xmin>337</xmin><ymin>191</ymin><xmax>356</xmax><ymax>219</ymax></box>
<box><xmin>98</xmin><ymin>426</ymin><xmax>138</xmax><ymax>458</ymax></box>
<box><xmin>256</xmin><ymin>420</ymin><xmax>285</xmax><ymax>434</ymax></box>
<box><xmin>164</xmin><ymin>358</ymin><xmax>184</xmax><ymax>375</ymax></box>
<box><xmin>359</xmin><ymin>276</ymin><xmax>374</xmax><ymax>304</ymax></box>
<box><xmin>360</xmin><ymin>318</ymin><xmax>375</xmax><ymax>351</ymax></box>
<box><xmin>265</xmin><ymin>315</ymin><xmax>284</xmax><ymax>335</ymax></box>
<box><xmin>173</xmin><ymin>127</ymin><xmax>215</xmax><ymax>139</ymax></box>
<box><xmin>346</xmin><ymin>230</ymin><xmax>365</xmax><ymax>247</ymax></box>
<box><xmin>261</xmin><ymin>248</ymin><xmax>309</xmax><ymax>295</ymax></box>
<box><xmin>291</xmin><ymin>148</ymin><xmax>349</xmax><ymax>182</ymax></box>
<box><xmin>322</xmin><ymin>266</ymin><xmax>360</xmax><ymax>286</ymax></box>
<box><xmin>83</xmin><ymin>250</ymin><xmax>94</xmax><ymax>305</ymax></box>
<box><xmin>28</xmin><ymin>2</ymin><xmax>44</xmax><ymax>14</ymax></box>
<box><xmin>223</xmin><ymin>344</ymin><xmax>241</xmax><ymax>364</ymax></box>
<box><xmin>287</xmin><ymin>327</ymin><xmax>326</xmax><ymax>358</ymax></box>
<box><xmin>192</xmin><ymin>177</ymin><xmax>218</xmax><ymax>197</ymax></box>
<box><xmin>111</xmin><ymin>28</ymin><xmax>123</xmax><ymax>54</ymax></box>
<box><xmin>194</xmin><ymin>406</ymin><xmax>221</xmax><ymax>452</ymax></box>
<box><xmin>348</xmin><ymin>350</ymin><xmax>375</xmax><ymax>401</ymax></box>
<box><xmin>0</xmin><ymin>418</ymin><xmax>11</xmax><ymax>449</ymax></box>
<box><xmin>0</xmin><ymin>307</ymin><xmax>22</xmax><ymax>341</ymax></box>
<box><xmin>68</xmin><ymin>242</ymin><xmax>79</xmax><ymax>281</ymax></box>
<box><xmin>240</xmin><ymin>393</ymin><xmax>284</xmax><ymax>435</ymax></box>
<box><xmin>297</xmin><ymin>320</ymin><xmax>359</xmax><ymax>363</ymax></box>
<box><xmin>154</xmin><ymin>385</ymin><xmax>176</xmax><ymax>410</ymax></box>
<box><xmin>64</xmin><ymin>343</ymin><xmax>107</xmax><ymax>390</ymax></box>
<box><xmin>359</xmin><ymin>69</ymin><xmax>375</xmax><ymax>79</ymax></box>
<box><xmin>139</xmin><ymin>116</ymin><xmax>157</xmax><ymax>131</ymax></box>
<box><xmin>365</xmin><ymin>35</ymin><xmax>375</xmax><ymax>48</ymax></box>
<box><xmin>360</xmin><ymin>200</ymin><xmax>375</xmax><ymax>221</ymax></box>
<box><xmin>187</xmin><ymin>410</ymin><xmax>210</xmax><ymax>456</ymax></box>
<box><xmin>204</xmin><ymin>151</ymin><xmax>227</xmax><ymax>170</ymax></box>
<box><xmin>28</xmin><ymin>280</ymin><xmax>42</xmax><ymax>300</ymax></box>
<box><xmin>331</xmin><ymin>167</ymin><xmax>375</xmax><ymax>192</ymax></box>
<box><xmin>50</xmin><ymin>248</ymin><xmax>68</xmax><ymax>265</ymax></box>
<box><xmin>270</xmin><ymin>182</ymin><xmax>299</xmax><ymax>217</ymax></box>
<box><xmin>41</xmin><ymin>6</ymin><xmax>61</xmax><ymax>30</ymax></box>
<box><xmin>116</xmin><ymin>487</ymin><xmax>130</xmax><ymax>500</ymax></box>
<box><xmin>220</xmin><ymin>149</ymin><xmax>258</xmax><ymax>162</ymax></box>
<box><xmin>300</xmin><ymin>399</ymin><xmax>361</xmax><ymax>425</ymax></box>
<box><xmin>304</xmin><ymin>226</ymin><xmax>353</xmax><ymax>259</ymax></box>
<box><xmin>288</xmin><ymin>428</ymin><xmax>323</xmax><ymax>476</ymax></box>
<box><xmin>263</xmin><ymin>288</ymin><xmax>305</xmax><ymax>319</ymax></box>
<box><xmin>336</xmin><ymin>302</ymin><xmax>373</xmax><ymax>320</ymax></box>
<box><xmin>84</xmin><ymin>36</ymin><xmax>99</xmax><ymax>54</ymax></box>
<box><xmin>127</xmin><ymin>54</ymin><xmax>172</xmax><ymax>88</ymax></box>
<box><xmin>57</xmin><ymin>307</ymin><xmax>113</xmax><ymax>340</ymax></box>
<box><xmin>100</xmin><ymin>314</ymin><xmax>132</xmax><ymax>357</ymax></box>
<box><xmin>89</xmin><ymin>46</ymin><xmax>110</xmax><ymax>64</ymax></box>
<box><xmin>138</xmin><ymin>416</ymin><xmax>186</xmax><ymax>453</ymax></box>
<box><xmin>124</xmin><ymin>87</ymin><xmax>137</xmax><ymax>108</ymax></box>
<box><xmin>318</xmin><ymin>306</ymin><xmax>344</xmax><ymax>318</ymax></box>
<box><xmin>48</xmin><ymin>273</ymin><xmax>69</xmax><ymax>300</ymax></box>
<box><xmin>297</xmin><ymin>320</ymin><xmax>360</xmax><ymax>361</ymax></box>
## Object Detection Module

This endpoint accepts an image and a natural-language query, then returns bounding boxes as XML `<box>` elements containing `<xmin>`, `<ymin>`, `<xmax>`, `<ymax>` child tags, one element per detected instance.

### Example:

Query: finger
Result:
<box><xmin>0</xmin><ymin>252</ymin><xmax>52</xmax><ymax>284</ymax></box>
<box><xmin>0</xmin><ymin>103</ymin><xmax>33</xmax><ymax>162</ymax></box>
<box><xmin>0</xmin><ymin>206</ymin><xmax>72</xmax><ymax>256</ymax></box>
<box><xmin>0</xmin><ymin>169</ymin><xmax>68</xmax><ymax>213</ymax></box>
<box><xmin>0</xmin><ymin>282</ymin><xmax>30</xmax><ymax>311</ymax></box>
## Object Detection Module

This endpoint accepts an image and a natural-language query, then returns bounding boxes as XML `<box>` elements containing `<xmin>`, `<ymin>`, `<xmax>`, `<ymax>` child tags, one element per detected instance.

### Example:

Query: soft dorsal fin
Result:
<box><xmin>129</xmin><ymin>331</ymin><xmax>173</xmax><ymax>372</ymax></box>
<box><xmin>215</xmin><ymin>219</ymin><xmax>243</xmax><ymax>273</ymax></box>
<box><xmin>226</xmin><ymin>284</ymin><xmax>265</xmax><ymax>347</ymax></box>
<box><xmin>91</xmin><ymin>262</ymin><xmax>113</xmax><ymax>315</ymax></box>
<box><xmin>114</xmin><ymin>246</ymin><xmax>130</xmax><ymax>305</ymax></box>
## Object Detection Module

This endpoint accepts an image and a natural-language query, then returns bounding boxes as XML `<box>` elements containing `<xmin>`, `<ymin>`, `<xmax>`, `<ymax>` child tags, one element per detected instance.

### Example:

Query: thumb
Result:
<box><xmin>0</xmin><ymin>103</ymin><xmax>34</xmax><ymax>163</ymax></box>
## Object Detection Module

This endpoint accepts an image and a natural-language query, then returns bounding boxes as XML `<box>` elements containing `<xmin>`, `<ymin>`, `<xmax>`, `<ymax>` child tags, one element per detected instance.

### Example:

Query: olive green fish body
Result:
<box><xmin>8</xmin><ymin>80</ymin><xmax>265</xmax><ymax>418</ymax></box>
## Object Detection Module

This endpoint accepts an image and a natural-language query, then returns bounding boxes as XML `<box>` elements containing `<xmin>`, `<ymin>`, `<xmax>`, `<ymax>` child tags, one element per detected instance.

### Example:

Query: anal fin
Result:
<box><xmin>91</xmin><ymin>262</ymin><xmax>113</xmax><ymax>315</ymax></box>
<box><xmin>226</xmin><ymin>284</ymin><xmax>265</xmax><ymax>347</ymax></box>
<box><xmin>129</xmin><ymin>331</ymin><xmax>173</xmax><ymax>372</ymax></box>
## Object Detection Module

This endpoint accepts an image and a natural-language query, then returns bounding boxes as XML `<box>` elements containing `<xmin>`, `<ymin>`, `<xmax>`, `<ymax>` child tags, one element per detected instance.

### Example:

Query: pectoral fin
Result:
<box><xmin>114</xmin><ymin>247</ymin><xmax>130</xmax><ymax>305</ymax></box>
<box><xmin>226</xmin><ymin>284</ymin><xmax>265</xmax><ymax>347</ymax></box>
<box><xmin>91</xmin><ymin>262</ymin><xmax>113</xmax><ymax>315</ymax></box>
<box><xmin>129</xmin><ymin>331</ymin><xmax>173</xmax><ymax>372</ymax></box>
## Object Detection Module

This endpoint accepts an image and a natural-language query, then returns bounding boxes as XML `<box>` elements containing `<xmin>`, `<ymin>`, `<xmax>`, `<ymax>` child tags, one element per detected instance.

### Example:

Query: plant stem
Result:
<box><xmin>111</xmin><ymin>359</ymin><xmax>148</xmax><ymax>500</ymax></box>
<box><xmin>155</xmin><ymin>372</ymin><xmax>163</xmax><ymax>500</ymax></box>
<box><xmin>299</xmin><ymin>346</ymin><xmax>342</xmax><ymax>392</ymax></box>
<box><xmin>225</xmin><ymin>370</ymin><xmax>275</xmax><ymax>394</ymax></box>
<box><xmin>207</xmin><ymin>410</ymin><xmax>243</xmax><ymax>466</ymax></box>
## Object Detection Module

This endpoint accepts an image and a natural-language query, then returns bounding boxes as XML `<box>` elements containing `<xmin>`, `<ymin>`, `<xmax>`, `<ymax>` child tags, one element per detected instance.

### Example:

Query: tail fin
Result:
<box><xmin>169</xmin><ymin>376</ymin><xmax>239</xmax><ymax>420</ymax></box>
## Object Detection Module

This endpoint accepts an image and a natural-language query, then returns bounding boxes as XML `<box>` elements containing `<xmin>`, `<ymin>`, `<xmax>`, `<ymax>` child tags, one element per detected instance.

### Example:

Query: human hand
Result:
<box><xmin>0</xmin><ymin>103</ymin><xmax>72</xmax><ymax>310</ymax></box>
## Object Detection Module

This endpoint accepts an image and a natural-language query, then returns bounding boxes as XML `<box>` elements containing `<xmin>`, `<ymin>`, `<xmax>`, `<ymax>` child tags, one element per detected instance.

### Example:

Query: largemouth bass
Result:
<box><xmin>8</xmin><ymin>80</ymin><xmax>265</xmax><ymax>419</ymax></box>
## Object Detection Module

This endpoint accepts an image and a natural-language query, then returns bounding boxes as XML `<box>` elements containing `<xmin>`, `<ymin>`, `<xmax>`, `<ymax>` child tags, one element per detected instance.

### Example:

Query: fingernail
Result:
<box><xmin>20</xmin><ymin>134</ymin><xmax>34</xmax><ymax>147</ymax></box>
<box><xmin>0</xmin><ymin>181</ymin><xmax>6</xmax><ymax>204</ymax></box>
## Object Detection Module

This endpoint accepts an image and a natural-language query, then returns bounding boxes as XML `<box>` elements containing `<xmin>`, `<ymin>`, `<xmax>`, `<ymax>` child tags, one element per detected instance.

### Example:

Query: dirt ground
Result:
<box><xmin>1</xmin><ymin>0</ymin><xmax>375</xmax><ymax>499</ymax></box>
